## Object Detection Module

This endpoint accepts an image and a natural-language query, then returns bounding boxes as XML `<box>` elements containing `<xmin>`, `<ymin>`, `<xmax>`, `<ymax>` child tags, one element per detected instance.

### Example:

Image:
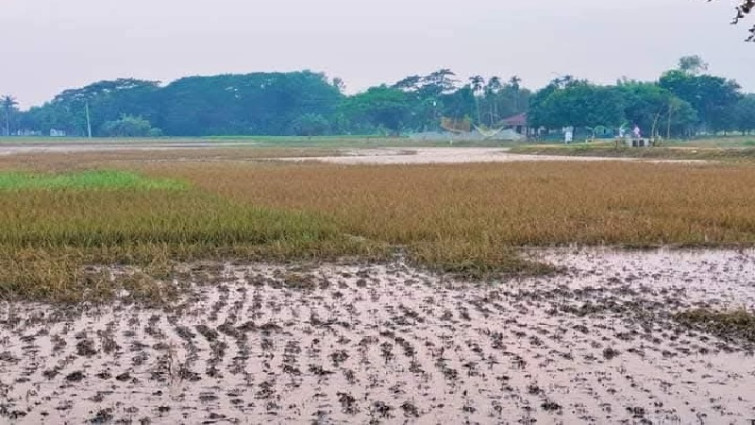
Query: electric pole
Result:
<box><xmin>85</xmin><ymin>101</ymin><xmax>92</xmax><ymax>138</ymax></box>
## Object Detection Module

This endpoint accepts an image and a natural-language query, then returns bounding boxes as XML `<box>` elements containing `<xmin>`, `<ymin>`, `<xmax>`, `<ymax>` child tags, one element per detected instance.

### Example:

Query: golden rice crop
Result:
<box><xmin>145</xmin><ymin>161</ymin><xmax>755</xmax><ymax>248</ymax></box>
<box><xmin>3</xmin><ymin>153</ymin><xmax>755</xmax><ymax>302</ymax></box>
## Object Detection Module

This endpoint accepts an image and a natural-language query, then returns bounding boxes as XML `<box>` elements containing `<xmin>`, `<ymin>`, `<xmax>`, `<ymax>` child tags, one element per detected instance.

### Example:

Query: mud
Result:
<box><xmin>1</xmin><ymin>249</ymin><xmax>754</xmax><ymax>424</ymax></box>
<box><xmin>0</xmin><ymin>143</ymin><xmax>704</xmax><ymax>165</ymax></box>
<box><xmin>279</xmin><ymin>147</ymin><xmax>704</xmax><ymax>165</ymax></box>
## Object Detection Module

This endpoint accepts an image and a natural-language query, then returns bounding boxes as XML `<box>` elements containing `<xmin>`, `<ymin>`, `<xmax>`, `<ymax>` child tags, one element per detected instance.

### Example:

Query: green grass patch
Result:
<box><xmin>0</xmin><ymin>170</ymin><xmax>188</xmax><ymax>191</ymax></box>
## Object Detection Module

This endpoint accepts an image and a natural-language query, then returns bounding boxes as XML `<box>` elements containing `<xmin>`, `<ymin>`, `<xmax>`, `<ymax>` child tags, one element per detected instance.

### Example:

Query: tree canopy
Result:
<box><xmin>5</xmin><ymin>57</ymin><xmax>755</xmax><ymax>139</ymax></box>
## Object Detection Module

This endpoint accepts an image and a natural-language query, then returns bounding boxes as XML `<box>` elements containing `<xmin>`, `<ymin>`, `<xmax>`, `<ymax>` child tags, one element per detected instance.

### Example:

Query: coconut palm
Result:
<box><xmin>1</xmin><ymin>95</ymin><xmax>19</xmax><ymax>136</ymax></box>
<box><xmin>469</xmin><ymin>76</ymin><xmax>485</xmax><ymax>124</ymax></box>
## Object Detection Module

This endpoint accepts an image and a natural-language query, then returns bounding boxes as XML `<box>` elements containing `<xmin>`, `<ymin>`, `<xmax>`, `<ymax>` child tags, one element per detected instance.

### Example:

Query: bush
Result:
<box><xmin>101</xmin><ymin>115</ymin><xmax>158</xmax><ymax>137</ymax></box>
<box><xmin>290</xmin><ymin>113</ymin><xmax>330</xmax><ymax>137</ymax></box>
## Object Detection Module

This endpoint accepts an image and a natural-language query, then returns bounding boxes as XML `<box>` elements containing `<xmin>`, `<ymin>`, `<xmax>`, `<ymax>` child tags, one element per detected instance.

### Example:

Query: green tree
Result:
<box><xmin>2</xmin><ymin>95</ymin><xmax>18</xmax><ymax>136</ymax></box>
<box><xmin>158</xmin><ymin>71</ymin><xmax>342</xmax><ymax>136</ymax></box>
<box><xmin>440</xmin><ymin>85</ymin><xmax>476</xmax><ymax>122</ymax></box>
<box><xmin>616</xmin><ymin>81</ymin><xmax>696</xmax><ymax>138</ymax></box>
<box><xmin>469</xmin><ymin>75</ymin><xmax>485</xmax><ymax>123</ymax></box>
<box><xmin>529</xmin><ymin>78</ymin><xmax>623</xmax><ymax>131</ymax></box>
<box><xmin>342</xmin><ymin>86</ymin><xmax>410</xmax><ymax>135</ymax></box>
<box><xmin>100</xmin><ymin>115</ymin><xmax>158</xmax><ymax>137</ymax></box>
<box><xmin>659</xmin><ymin>69</ymin><xmax>742</xmax><ymax>132</ymax></box>
<box><xmin>21</xmin><ymin>79</ymin><xmax>161</xmax><ymax>136</ymax></box>
<box><xmin>734</xmin><ymin>94</ymin><xmax>755</xmax><ymax>134</ymax></box>
<box><xmin>420</xmin><ymin>69</ymin><xmax>458</xmax><ymax>98</ymax></box>
<box><xmin>291</xmin><ymin>113</ymin><xmax>330</xmax><ymax>137</ymax></box>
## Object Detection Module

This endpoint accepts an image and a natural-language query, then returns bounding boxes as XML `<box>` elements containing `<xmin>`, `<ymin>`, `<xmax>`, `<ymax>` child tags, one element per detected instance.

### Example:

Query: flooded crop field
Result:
<box><xmin>2</xmin><ymin>249</ymin><xmax>754</xmax><ymax>424</ymax></box>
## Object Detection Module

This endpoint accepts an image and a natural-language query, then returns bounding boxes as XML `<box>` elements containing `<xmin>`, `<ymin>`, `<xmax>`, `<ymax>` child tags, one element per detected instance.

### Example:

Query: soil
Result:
<box><xmin>279</xmin><ymin>147</ymin><xmax>704</xmax><ymax>165</ymax></box>
<box><xmin>1</xmin><ymin>249</ymin><xmax>754</xmax><ymax>424</ymax></box>
<box><xmin>0</xmin><ymin>142</ymin><xmax>703</xmax><ymax>165</ymax></box>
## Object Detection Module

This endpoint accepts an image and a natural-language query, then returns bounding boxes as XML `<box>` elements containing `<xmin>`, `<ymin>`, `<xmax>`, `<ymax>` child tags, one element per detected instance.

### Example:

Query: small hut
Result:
<box><xmin>500</xmin><ymin>113</ymin><xmax>529</xmax><ymax>137</ymax></box>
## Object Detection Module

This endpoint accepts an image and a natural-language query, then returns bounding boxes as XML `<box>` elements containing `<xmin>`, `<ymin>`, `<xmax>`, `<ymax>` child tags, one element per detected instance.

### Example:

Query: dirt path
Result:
<box><xmin>1</xmin><ymin>249</ymin><xmax>753</xmax><ymax>424</ymax></box>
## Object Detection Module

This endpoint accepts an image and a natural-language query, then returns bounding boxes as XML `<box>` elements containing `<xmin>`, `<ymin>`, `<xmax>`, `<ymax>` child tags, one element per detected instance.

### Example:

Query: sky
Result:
<box><xmin>1</xmin><ymin>0</ymin><xmax>753</xmax><ymax>108</ymax></box>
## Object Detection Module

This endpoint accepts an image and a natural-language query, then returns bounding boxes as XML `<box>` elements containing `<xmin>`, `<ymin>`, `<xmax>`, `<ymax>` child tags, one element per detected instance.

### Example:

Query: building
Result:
<box><xmin>500</xmin><ymin>113</ymin><xmax>530</xmax><ymax>137</ymax></box>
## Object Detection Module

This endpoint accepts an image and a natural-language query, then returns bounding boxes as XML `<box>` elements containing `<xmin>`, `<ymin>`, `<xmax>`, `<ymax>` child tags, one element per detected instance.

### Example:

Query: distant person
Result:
<box><xmin>564</xmin><ymin>128</ymin><xmax>574</xmax><ymax>144</ymax></box>
<box><xmin>633</xmin><ymin>125</ymin><xmax>642</xmax><ymax>139</ymax></box>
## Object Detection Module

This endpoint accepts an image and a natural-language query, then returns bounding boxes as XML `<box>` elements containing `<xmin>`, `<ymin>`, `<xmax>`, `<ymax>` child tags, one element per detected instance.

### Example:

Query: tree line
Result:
<box><xmin>2</xmin><ymin>56</ymin><xmax>755</xmax><ymax>138</ymax></box>
<box><xmin>529</xmin><ymin>57</ymin><xmax>755</xmax><ymax>139</ymax></box>
<box><xmin>1</xmin><ymin>69</ymin><xmax>528</xmax><ymax>138</ymax></box>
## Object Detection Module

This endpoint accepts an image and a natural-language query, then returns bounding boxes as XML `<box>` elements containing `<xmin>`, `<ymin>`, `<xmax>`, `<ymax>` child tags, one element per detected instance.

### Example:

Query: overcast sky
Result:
<box><xmin>1</xmin><ymin>0</ymin><xmax>752</xmax><ymax>108</ymax></box>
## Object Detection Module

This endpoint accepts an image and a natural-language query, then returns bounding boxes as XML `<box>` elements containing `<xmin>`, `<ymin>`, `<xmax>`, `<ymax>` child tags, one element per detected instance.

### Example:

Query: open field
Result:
<box><xmin>2</xmin><ymin>155</ymin><xmax>755</xmax><ymax>301</ymax></box>
<box><xmin>511</xmin><ymin>139</ymin><xmax>755</xmax><ymax>161</ymax></box>
<box><xmin>2</xmin><ymin>147</ymin><xmax>755</xmax><ymax>423</ymax></box>
<box><xmin>0</xmin><ymin>136</ymin><xmax>523</xmax><ymax>150</ymax></box>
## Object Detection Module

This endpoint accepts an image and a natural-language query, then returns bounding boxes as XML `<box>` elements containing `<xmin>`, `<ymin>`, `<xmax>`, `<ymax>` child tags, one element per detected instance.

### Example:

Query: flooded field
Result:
<box><xmin>2</xmin><ymin>249</ymin><xmax>754</xmax><ymax>424</ymax></box>
<box><xmin>279</xmin><ymin>147</ymin><xmax>703</xmax><ymax>165</ymax></box>
<box><xmin>0</xmin><ymin>142</ymin><xmax>705</xmax><ymax>165</ymax></box>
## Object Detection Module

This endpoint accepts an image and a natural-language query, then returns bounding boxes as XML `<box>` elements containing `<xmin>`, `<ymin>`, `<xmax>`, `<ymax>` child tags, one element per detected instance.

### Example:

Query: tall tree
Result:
<box><xmin>341</xmin><ymin>85</ymin><xmax>410</xmax><ymax>135</ymax></box>
<box><xmin>1</xmin><ymin>95</ymin><xmax>18</xmax><ymax>136</ymax></box>
<box><xmin>469</xmin><ymin>75</ymin><xmax>485</xmax><ymax>123</ymax></box>
<box><xmin>483</xmin><ymin>77</ymin><xmax>503</xmax><ymax>125</ymax></box>
<box><xmin>507</xmin><ymin>76</ymin><xmax>525</xmax><ymax>115</ymax></box>
<box><xmin>528</xmin><ymin>80</ymin><xmax>624</xmax><ymax>130</ymax></box>
<box><xmin>678</xmin><ymin>55</ymin><xmax>709</xmax><ymax>75</ymax></box>
<box><xmin>659</xmin><ymin>69</ymin><xmax>742</xmax><ymax>132</ymax></box>
<box><xmin>421</xmin><ymin>69</ymin><xmax>458</xmax><ymax>98</ymax></box>
<box><xmin>733</xmin><ymin>94</ymin><xmax>755</xmax><ymax>134</ymax></box>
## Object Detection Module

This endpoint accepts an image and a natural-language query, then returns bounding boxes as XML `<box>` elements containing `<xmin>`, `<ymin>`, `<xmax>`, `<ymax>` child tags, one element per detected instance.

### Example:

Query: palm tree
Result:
<box><xmin>485</xmin><ymin>77</ymin><xmax>503</xmax><ymax>126</ymax></box>
<box><xmin>469</xmin><ymin>76</ymin><xmax>485</xmax><ymax>124</ymax></box>
<box><xmin>1</xmin><ymin>95</ymin><xmax>18</xmax><ymax>137</ymax></box>
<box><xmin>508</xmin><ymin>75</ymin><xmax>522</xmax><ymax>91</ymax></box>
<box><xmin>509</xmin><ymin>76</ymin><xmax>522</xmax><ymax>112</ymax></box>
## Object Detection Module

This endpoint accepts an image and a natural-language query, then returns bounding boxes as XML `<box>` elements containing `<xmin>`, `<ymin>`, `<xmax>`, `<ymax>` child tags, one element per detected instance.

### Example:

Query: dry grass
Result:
<box><xmin>142</xmin><ymin>161</ymin><xmax>755</xmax><ymax>273</ymax></box>
<box><xmin>511</xmin><ymin>143</ymin><xmax>755</xmax><ymax>161</ymax></box>
<box><xmin>146</xmin><ymin>161</ymin><xmax>755</xmax><ymax>244</ymax></box>
<box><xmin>0</xmin><ymin>148</ymin><xmax>343</xmax><ymax>173</ymax></box>
<box><xmin>3</xmin><ymin>152</ymin><xmax>755</xmax><ymax>303</ymax></box>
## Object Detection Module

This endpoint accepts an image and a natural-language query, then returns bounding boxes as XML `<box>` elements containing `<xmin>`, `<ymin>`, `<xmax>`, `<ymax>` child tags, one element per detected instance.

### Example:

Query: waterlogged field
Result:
<box><xmin>1</xmin><ymin>147</ymin><xmax>755</xmax><ymax>424</ymax></box>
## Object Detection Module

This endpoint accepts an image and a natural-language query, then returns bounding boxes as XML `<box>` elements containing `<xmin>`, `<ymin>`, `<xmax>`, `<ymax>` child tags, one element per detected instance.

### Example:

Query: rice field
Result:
<box><xmin>0</xmin><ymin>170</ymin><xmax>187</xmax><ymax>191</ymax></box>
<box><xmin>3</xmin><ymin>147</ymin><xmax>755</xmax><ymax>424</ymax></box>
<box><xmin>2</xmin><ymin>148</ymin><xmax>755</xmax><ymax>302</ymax></box>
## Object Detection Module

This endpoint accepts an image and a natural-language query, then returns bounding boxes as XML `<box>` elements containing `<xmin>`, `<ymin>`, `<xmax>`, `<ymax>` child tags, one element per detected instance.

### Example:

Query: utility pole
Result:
<box><xmin>85</xmin><ymin>101</ymin><xmax>92</xmax><ymax>138</ymax></box>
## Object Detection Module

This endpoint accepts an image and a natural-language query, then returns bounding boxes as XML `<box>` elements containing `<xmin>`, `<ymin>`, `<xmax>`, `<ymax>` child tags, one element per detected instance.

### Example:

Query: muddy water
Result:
<box><xmin>1</xmin><ymin>249</ymin><xmax>754</xmax><ymax>424</ymax></box>
<box><xmin>279</xmin><ymin>147</ymin><xmax>704</xmax><ymax>165</ymax></box>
